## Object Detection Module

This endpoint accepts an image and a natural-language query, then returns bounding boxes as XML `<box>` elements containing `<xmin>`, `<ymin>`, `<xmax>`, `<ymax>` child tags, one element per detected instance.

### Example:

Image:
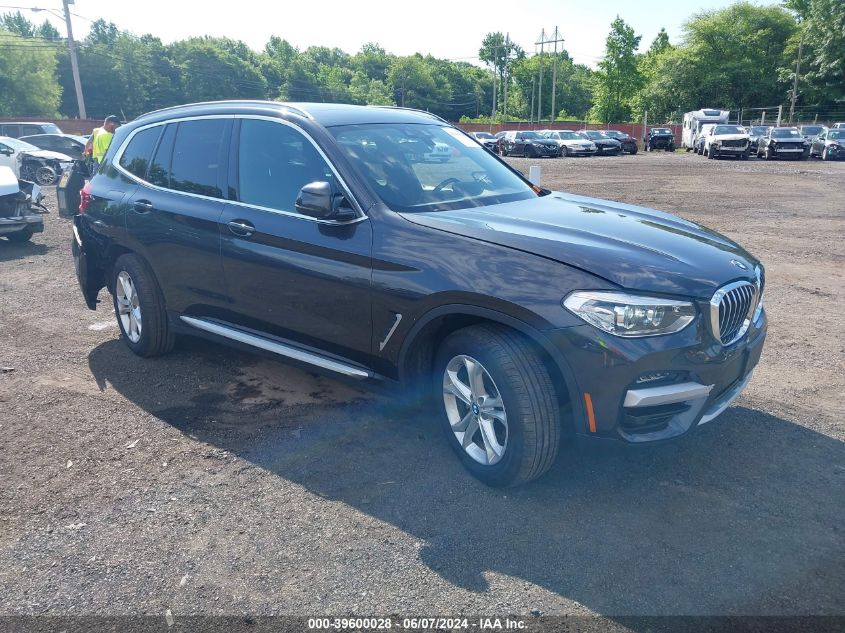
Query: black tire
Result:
<box><xmin>560</xmin><ymin>146</ymin><xmax>568</xmax><ymax>158</ymax></box>
<box><xmin>630</xmin><ymin>144</ymin><xmax>638</xmax><ymax>155</ymax></box>
<box><xmin>822</xmin><ymin>148</ymin><xmax>829</xmax><ymax>161</ymax></box>
<box><xmin>666</xmin><ymin>144</ymin><xmax>675</xmax><ymax>152</ymax></box>
<box><xmin>765</xmin><ymin>147</ymin><xmax>774</xmax><ymax>160</ymax></box>
<box><xmin>111</xmin><ymin>254</ymin><xmax>174</xmax><ymax>357</ymax></box>
<box><xmin>434</xmin><ymin>324</ymin><xmax>561</xmax><ymax>487</ymax></box>
<box><xmin>5</xmin><ymin>227</ymin><xmax>33</xmax><ymax>243</ymax></box>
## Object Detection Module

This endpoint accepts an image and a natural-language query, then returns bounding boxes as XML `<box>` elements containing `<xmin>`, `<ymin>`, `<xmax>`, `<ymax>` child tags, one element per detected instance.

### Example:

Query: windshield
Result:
<box><xmin>42</xmin><ymin>123</ymin><xmax>61</xmax><ymax>134</ymax></box>
<box><xmin>560</xmin><ymin>131</ymin><xmax>583</xmax><ymax>140</ymax></box>
<box><xmin>652</xmin><ymin>128</ymin><xmax>672</xmax><ymax>134</ymax></box>
<box><xmin>473</xmin><ymin>132</ymin><xmax>494</xmax><ymax>139</ymax></box>
<box><xmin>801</xmin><ymin>126</ymin><xmax>824</xmax><ymax>135</ymax></box>
<box><xmin>772</xmin><ymin>128</ymin><xmax>801</xmax><ymax>138</ymax></box>
<box><xmin>713</xmin><ymin>125</ymin><xmax>745</xmax><ymax>135</ymax></box>
<box><xmin>751</xmin><ymin>126</ymin><xmax>771</xmax><ymax>135</ymax></box>
<box><xmin>330</xmin><ymin>123</ymin><xmax>538</xmax><ymax>213</ymax></box>
<box><xmin>0</xmin><ymin>137</ymin><xmax>39</xmax><ymax>151</ymax></box>
<box><xmin>582</xmin><ymin>131</ymin><xmax>606</xmax><ymax>139</ymax></box>
<box><xmin>828</xmin><ymin>130</ymin><xmax>845</xmax><ymax>140</ymax></box>
<box><xmin>602</xmin><ymin>131</ymin><xmax>623</xmax><ymax>138</ymax></box>
<box><xmin>517</xmin><ymin>132</ymin><xmax>541</xmax><ymax>140</ymax></box>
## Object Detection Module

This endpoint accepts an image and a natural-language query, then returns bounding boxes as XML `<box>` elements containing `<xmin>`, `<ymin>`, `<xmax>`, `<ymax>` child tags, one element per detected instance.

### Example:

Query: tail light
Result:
<box><xmin>78</xmin><ymin>180</ymin><xmax>91</xmax><ymax>214</ymax></box>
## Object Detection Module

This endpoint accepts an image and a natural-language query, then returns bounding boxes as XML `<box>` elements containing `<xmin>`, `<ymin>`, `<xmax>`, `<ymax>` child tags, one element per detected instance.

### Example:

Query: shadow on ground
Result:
<box><xmin>88</xmin><ymin>338</ymin><xmax>844</xmax><ymax>618</ymax></box>
<box><xmin>0</xmin><ymin>240</ymin><xmax>51</xmax><ymax>262</ymax></box>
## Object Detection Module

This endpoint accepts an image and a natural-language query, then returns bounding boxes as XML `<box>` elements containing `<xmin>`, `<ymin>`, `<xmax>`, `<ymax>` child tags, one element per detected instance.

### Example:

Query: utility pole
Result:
<box><xmin>530</xmin><ymin>76</ymin><xmax>536</xmax><ymax>126</ymax></box>
<box><xmin>503</xmin><ymin>33</ymin><xmax>510</xmax><ymax>123</ymax></box>
<box><xmin>536</xmin><ymin>29</ymin><xmax>545</xmax><ymax>125</ymax></box>
<box><xmin>62</xmin><ymin>0</ymin><xmax>86</xmax><ymax>119</ymax></box>
<box><xmin>789</xmin><ymin>30</ymin><xmax>804</xmax><ymax>124</ymax></box>
<box><xmin>490</xmin><ymin>43</ymin><xmax>498</xmax><ymax>129</ymax></box>
<box><xmin>548</xmin><ymin>27</ymin><xmax>564</xmax><ymax>126</ymax></box>
<box><xmin>776</xmin><ymin>104</ymin><xmax>783</xmax><ymax>127</ymax></box>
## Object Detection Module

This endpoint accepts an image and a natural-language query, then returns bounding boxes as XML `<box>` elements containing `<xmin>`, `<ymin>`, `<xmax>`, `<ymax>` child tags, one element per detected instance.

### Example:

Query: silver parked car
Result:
<box><xmin>540</xmin><ymin>130</ymin><xmax>597</xmax><ymax>156</ymax></box>
<box><xmin>809</xmin><ymin>128</ymin><xmax>845</xmax><ymax>161</ymax></box>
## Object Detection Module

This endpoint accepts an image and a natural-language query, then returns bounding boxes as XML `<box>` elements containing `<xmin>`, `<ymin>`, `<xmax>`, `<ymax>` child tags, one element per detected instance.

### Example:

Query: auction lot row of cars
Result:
<box><xmin>691</xmin><ymin>122</ymin><xmax>845</xmax><ymax>161</ymax></box>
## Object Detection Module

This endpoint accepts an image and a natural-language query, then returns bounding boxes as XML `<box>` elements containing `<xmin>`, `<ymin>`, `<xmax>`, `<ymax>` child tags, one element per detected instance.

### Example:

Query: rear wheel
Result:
<box><xmin>5</xmin><ymin>227</ymin><xmax>33</xmax><ymax>243</ymax></box>
<box><xmin>560</xmin><ymin>146</ymin><xmax>568</xmax><ymax>158</ymax></box>
<box><xmin>111</xmin><ymin>254</ymin><xmax>174</xmax><ymax>357</ymax></box>
<box><xmin>435</xmin><ymin>324</ymin><xmax>561</xmax><ymax>487</ymax></box>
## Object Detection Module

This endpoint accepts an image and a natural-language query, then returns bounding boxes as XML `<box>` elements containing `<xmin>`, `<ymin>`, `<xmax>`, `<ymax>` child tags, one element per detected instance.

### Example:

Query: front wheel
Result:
<box><xmin>630</xmin><ymin>144</ymin><xmax>638</xmax><ymax>155</ymax></box>
<box><xmin>111</xmin><ymin>254</ymin><xmax>174</xmax><ymax>357</ymax></box>
<box><xmin>560</xmin><ymin>146</ymin><xmax>568</xmax><ymax>158</ymax></box>
<box><xmin>435</xmin><ymin>324</ymin><xmax>561</xmax><ymax>487</ymax></box>
<box><xmin>822</xmin><ymin>148</ymin><xmax>830</xmax><ymax>161</ymax></box>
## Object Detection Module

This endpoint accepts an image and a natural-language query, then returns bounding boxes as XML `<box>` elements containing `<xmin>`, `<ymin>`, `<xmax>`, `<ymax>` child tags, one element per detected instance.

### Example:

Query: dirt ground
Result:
<box><xmin>0</xmin><ymin>151</ymin><xmax>843</xmax><ymax>621</ymax></box>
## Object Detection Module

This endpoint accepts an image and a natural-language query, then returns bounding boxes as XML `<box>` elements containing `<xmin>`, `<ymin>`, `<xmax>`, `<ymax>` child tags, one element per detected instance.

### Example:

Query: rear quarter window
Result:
<box><xmin>119</xmin><ymin>126</ymin><xmax>163</xmax><ymax>179</ymax></box>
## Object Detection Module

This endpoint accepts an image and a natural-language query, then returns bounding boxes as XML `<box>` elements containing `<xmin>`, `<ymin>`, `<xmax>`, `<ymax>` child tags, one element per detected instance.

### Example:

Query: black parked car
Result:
<box><xmin>73</xmin><ymin>102</ymin><xmax>767</xmax><ymax>487</ymax></box>
<box><xmin>19</xmin><ymin>133</ymin><xmax>87</xmax><ymax>160</ymax></box>
<box><xmin>809</xmin><ymin>128</ymin><xmax>845</xmax><ymax>161</ymax></box>
<box><xmin>577</xmin><ymin>130</ymin><xmax>622</xmax><ymax>155</ymax></box>
<box><xmin>598</xmin><ymin>129</ymin><xmax>638</xmax><ymax>154</ymax></box>
<box><xmin>757</xmin><ymin>127</ymin><xmax>810</xmax><ymax>160</ymax></box>
<box><xmin>644</xmin><ymin>127</ymin><xmax>675</xmax><ymax>151</ymax></box>
<box><xmin>500</xmin><ymin>131</ymin><xmax>559</xmax><ymax>157</ymax></box>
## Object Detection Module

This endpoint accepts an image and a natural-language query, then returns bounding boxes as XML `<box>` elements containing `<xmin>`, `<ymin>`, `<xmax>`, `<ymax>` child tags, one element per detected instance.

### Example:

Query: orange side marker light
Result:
<box><xmin>583</xmin><ymin>393</ymin><xmax>597</xmax><ymax>433</ymax></box>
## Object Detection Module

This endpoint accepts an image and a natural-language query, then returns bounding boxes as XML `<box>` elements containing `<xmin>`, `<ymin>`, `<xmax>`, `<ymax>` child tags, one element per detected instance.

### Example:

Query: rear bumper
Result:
<box><xmin>546</xmin><ymin>309</ymin><xmax>767</xmax><ymax>445</ymax></box>
<box><xmin>0</xmin><ymin>214</ymin><xmax>44</xmax><ymax>235</ymax></box>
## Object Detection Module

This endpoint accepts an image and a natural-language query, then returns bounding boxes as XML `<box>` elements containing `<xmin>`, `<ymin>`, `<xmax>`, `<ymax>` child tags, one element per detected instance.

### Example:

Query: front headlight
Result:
<box><xmin>563</xmin><ymin>291</ymin><xmax>697</xmax><ymax>337</ymax></box>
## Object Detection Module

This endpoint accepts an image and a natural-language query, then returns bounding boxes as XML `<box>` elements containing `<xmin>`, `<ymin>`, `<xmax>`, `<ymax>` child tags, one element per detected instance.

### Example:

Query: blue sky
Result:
<box><xmin>23</xmin><ymin>0</ymin><xmax>753</xmax><ymax>67</ymax></box>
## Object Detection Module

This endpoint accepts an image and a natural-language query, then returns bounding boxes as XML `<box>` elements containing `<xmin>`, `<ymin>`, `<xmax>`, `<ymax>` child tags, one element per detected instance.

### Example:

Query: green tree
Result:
<box><xmin>479</xmin><ymin>32</ymin><xmax>524</xmax><ymax>114</ymax></box>
<box><xmin>631</xmin><ymin>28</ymin><xmax>676</xmax><ymax>121</ymax></box>
<box><xmin>0</xmin><ymin>30</ymin><xmax>62</xmax><ymax>116</ymax></box>
<box><xmin>0</xmin><ymin>11</ymin><xmax>34</xmax><ymax>37</ymax></box>
<box><xmin>169</xmin><ymin>36</ymin><xmax>267</xmax><ymax>103</ymax></box>
<box><xmin>784</xmin><ymin>0</ymin><xmax>845</xmax><ymax>106</ymax></box>
<box><xmin>590</xmin><ymin>17</ymin><xmax>642</xmax><ymax>123</ymax></box>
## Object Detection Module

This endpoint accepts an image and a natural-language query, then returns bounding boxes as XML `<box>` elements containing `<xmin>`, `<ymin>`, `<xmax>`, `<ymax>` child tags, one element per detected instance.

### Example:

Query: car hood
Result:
<box><xmin>561</xmin><ymin>139</ymin><xmax>595</xmax><ymax>146</ymax></box>
<box><xmin>712</xmin><ymin>134</ymin><xmax>749</xmax><ymax>142</ymax></box>
<box><xmin>21</xmin><ymin>149</ymin><xmax>73</xmax><ymax>161</ymax></box>
<box><xmin>400</xmin><ymin>192</ymin><xmax>759</xmax><ymax>298</ymax></box>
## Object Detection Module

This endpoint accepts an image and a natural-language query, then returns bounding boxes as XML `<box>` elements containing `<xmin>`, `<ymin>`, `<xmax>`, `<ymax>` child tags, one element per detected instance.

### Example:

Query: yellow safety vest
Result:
<box><xmin>91</xmin><ymin>127</ymin><xmax>114</xmax><ymax>163</ymax></box>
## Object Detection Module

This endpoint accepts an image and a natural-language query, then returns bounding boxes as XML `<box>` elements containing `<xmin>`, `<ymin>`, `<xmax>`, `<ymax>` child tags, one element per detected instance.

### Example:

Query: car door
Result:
<box><xmin>0</xmin><ymin>141</ymin><xmax>15</xmax><ymax>172</ymax></box>
<box><xmin>217</xmin><ymin>117</ymin><xmax>373</xmax><ymax>363</ymax></box>
<box><xmin>121</xmin><ymin>118</ymin><xmax>232</xmax><ymax>316</ymax></box>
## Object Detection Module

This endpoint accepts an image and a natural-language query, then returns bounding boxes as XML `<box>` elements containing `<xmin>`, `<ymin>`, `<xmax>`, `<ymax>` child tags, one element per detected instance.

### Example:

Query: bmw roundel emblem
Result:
<box><xmin>731</xmin><ymin>259</ymin><xmax>748</xmax><ymax>270</ymax></box>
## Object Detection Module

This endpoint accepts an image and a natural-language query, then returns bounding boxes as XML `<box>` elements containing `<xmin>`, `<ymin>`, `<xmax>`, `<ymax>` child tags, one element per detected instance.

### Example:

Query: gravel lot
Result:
<box><xmin>1</xmin><ymin>152</ymin><xmax>843</xmax><ymax>620</ymax></box>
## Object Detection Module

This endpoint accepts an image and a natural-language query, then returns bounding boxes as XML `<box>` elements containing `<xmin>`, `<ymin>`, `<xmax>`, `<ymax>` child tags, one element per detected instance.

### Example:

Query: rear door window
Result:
<box><xmin>21</xmin><ymin>125</ymin><xmax>42</xmax><ymax>136</ymax></box>
<box><xmin>147</xmin><ymin>124</ymin><xmax>176</xmax><ymax>189</ymax></box>
<box><xmin>119</xmin><ymin>126</ymin><xmax>163</xmax><ymax>179</ymax></box>
<box><xmin>169</xmin><ymin>119</ymin><xmax>229</xmax><ymax>198</ymax></box>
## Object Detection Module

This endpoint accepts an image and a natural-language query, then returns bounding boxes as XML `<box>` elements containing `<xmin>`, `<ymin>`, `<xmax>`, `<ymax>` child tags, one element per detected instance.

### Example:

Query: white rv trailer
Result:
<box><xmin>682</xmin><ymin>109</ymin><xmax>730</xmax><ymax>150</ymax></box>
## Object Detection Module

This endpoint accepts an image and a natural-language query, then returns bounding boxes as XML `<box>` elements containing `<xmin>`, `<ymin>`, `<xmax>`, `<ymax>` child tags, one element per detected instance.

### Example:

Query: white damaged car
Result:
<box><xmin>0</xmin><ymin>165</ymin><xmax>46</xmax><ymax>243</ymax></box>
<box><xmin>703</xmin><ymin>124</ymin><xmax>751</xmax><ymax>160</ymax></box>
<box><xmin>0</xmin><ymin>136</ymin><xmax>74</xmax><ymax>185</ymax></box>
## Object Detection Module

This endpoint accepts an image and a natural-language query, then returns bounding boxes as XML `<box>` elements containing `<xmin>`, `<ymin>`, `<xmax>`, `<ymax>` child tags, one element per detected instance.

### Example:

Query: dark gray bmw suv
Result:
<box><xmin>73</xmin><ymin>101</ymin><xmax>767</xmax><ymax>487</ymax></box>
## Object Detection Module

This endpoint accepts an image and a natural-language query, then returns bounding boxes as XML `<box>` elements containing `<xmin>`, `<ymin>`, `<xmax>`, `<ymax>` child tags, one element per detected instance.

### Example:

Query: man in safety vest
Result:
<box><xmin>84</xmin><ymin>115</ymin><xmax>121</xmax><ymax>172</ymax></box>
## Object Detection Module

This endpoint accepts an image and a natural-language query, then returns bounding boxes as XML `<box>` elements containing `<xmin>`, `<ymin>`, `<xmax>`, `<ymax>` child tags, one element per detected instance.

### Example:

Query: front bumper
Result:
<box><xmin>712</xmin><ymin>144</ymin><xmax>749</xmax><ymax>154</ymax></box>
<box><xmin>596</xmin><ymin>144</ymin><xmax>621</xmax><ymax>154</ymax></box>
<box><xmin>546</xmin><ymin>308</ymin><xmax>767</xmax><ymax>444</ymax></box>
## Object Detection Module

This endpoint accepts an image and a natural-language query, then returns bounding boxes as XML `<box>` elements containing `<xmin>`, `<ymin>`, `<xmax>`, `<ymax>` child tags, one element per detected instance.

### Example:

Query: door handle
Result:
<box><xmin>133</xmin><ymin>200</ymin><xmax>153</xmax><ymax>214</ymax></box>
<box><xmin>228</xmin><ymin>220</ymin><xmax>255</xmax><ymax>237</ymax></box>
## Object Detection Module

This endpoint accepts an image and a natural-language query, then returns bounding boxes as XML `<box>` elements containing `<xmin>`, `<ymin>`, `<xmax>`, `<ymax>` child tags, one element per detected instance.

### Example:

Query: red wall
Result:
<box><xmin>0</xmin><ymin>117</ymin><xmax>102</xmax><ymax>136</ymax></box>
<box><xmin>458</xmin><ymin>121</ymin><xmax>681</xmax><ymax>139</ymax></box>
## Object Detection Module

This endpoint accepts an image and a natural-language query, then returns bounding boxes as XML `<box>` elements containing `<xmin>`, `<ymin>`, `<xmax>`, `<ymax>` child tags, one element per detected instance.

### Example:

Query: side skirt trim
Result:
<box><xmin>179</xmin><ymin>316</ymin><xmax>371</xmax><ymax>380</ymax></box>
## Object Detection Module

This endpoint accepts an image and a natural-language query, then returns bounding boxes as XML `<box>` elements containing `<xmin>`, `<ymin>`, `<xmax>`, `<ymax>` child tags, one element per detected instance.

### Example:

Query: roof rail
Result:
<box><xmin>371</xmin><ymin>105</ymin><xmax>449</xmax><ymax>125</ymax></box>
<box><xmin>133</xmin><ymin>100</ymin><xmax>313</xmax><ymax>122</ymax></box>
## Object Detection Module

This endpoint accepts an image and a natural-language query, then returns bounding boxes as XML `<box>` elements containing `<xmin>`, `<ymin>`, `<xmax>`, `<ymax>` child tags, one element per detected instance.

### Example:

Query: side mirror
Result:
<box><xmin>0</xmin><ymin>148</ymin><xmax>13</xmax><ymax>156</ymax></box>
<box><xmin>295</xmin><ymin>181</ymin><xmax>356</xmax><ymax>221</ymax></box>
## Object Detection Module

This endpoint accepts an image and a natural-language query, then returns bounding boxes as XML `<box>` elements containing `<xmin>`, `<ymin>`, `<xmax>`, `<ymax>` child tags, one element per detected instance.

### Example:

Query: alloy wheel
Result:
<box><xmin>442</xmin><ymin>355</ymin><xmax>508</xmax><ymax>466</ymax></box>
<box><xmin>116</xmin><ymin>270</ymin><xmax>142</xmax><ymax>343</ymax></box>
